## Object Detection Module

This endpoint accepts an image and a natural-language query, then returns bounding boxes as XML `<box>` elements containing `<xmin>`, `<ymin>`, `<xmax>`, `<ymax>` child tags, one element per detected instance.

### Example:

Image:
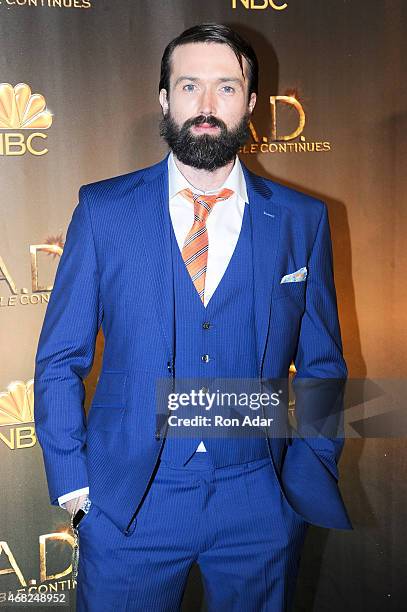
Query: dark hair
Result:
<box><xmin>159</xmin><ymin>23</ymin><xmax>259</xmax><ymax>99</ymax></box>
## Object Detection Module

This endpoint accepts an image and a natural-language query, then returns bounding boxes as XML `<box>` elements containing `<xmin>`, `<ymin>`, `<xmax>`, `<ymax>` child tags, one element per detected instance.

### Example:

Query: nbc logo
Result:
<box><xmin>0</xmin><ymin>82</ymin><xmax>53</xmax><ymax>156</ymax></box>
<box><xmin>0</xmin><ymin>380</ymin><xmax>36</xmax><ymax>450</ymax></box>
<box><xmin>0</xmin><ymin>380</ymin><xmax>34</xmax><ymax>426</ymax></box>
<box><xmin>231</xmin><ymin>0</ymin><xmax>288</xmax><ymax>9</ymax></box>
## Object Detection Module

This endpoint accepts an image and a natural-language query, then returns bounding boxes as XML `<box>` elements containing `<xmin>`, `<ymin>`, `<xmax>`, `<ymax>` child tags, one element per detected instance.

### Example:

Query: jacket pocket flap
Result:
<box><xmin>91</xmin><ymin>370</ymin><xmax>127</xmax><ymax>407</ymax></box>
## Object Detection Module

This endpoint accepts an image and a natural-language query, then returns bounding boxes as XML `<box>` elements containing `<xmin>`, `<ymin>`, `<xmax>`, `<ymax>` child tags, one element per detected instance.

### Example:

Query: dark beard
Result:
<box><xmin>159</xmin><ymin>110</ymin><xmax>251</xmax><ymax>171</ymax></box>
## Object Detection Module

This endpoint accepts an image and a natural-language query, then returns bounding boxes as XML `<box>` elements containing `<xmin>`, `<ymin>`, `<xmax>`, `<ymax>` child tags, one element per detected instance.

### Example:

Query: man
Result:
<box><xmin>34</xmin><ymin>23</ymin><xmax>351</xmax><ymax>612</ymax></box>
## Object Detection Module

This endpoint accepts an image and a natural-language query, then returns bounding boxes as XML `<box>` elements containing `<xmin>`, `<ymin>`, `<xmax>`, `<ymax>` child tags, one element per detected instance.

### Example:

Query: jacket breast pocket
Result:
<box><xmin>87</xmin><ymin>370</ymin><xmax>128</xmax><ymax>431</ymax></box>
<box><xmin>273</xmin><ymin>279</ymin><xmax>307</xmax><ymax>302</ymax></box>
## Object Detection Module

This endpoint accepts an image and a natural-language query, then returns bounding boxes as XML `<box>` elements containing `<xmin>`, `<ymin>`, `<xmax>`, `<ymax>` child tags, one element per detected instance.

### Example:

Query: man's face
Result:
<box><xmin>159</xmin><ymin>41</ymin><xmax>256</xmax><ymax>171</ymax></box>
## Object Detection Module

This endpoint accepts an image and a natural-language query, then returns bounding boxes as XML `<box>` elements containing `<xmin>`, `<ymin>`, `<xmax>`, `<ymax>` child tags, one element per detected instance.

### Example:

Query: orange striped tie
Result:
<box><xmin>179</xmin><ymin>187</ymin><xmax>234</xmax><ymax>303</ymax></box>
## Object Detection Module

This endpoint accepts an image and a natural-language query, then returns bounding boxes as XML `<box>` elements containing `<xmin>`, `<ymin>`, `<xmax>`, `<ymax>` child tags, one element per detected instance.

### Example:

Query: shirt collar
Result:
<box><xmin>168</xmin><ymin>150</ymin><xmax>248</xmax><ymax>203</ymax></box>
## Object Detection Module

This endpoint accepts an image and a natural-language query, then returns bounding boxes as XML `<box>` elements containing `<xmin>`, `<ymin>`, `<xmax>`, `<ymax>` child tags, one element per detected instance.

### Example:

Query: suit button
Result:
<box><xmin>200</xmin><ymin>386</ymin><xmax>209</xmax><ymax>394</ymax></box>
<box><xmin>202</xmin><ymin>322</ymin><xmax>211</xmax><ymax>329</ymax></box>
<box><xmin>155</xmin><ymin>431</ymin><xmax>161</xmax><ymax>440</ymax></box>
<box><xmin>201</xmin><ymin>354</ymin><xmax>209</xmax><ymax>363</ymax></box>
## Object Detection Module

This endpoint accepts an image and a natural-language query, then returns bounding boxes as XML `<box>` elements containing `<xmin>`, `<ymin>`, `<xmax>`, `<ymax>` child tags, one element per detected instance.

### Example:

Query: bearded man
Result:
<box><xmin>34</xmin><ymin>22</ymin><xmax>351</xmax><ymax>612</ymax></box>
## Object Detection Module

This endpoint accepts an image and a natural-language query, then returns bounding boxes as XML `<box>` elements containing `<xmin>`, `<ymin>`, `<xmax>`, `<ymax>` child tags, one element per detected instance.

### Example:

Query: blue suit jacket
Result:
<box><xmin>34</xmin><ymin>154</ymin><xmax>352</xmax><ymax>535</ymax></box>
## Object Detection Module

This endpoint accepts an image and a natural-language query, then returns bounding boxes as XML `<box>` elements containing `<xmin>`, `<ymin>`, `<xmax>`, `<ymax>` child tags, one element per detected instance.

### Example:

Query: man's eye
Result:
<box><xmin>183</xmin><ymin>84</ymin><xmax>196</xmax><ymax>92</ymax></box>
<box><xmin>221</xmin><ymin>86</ymin><xmax>235</xmax><ymax>94</ymax></box>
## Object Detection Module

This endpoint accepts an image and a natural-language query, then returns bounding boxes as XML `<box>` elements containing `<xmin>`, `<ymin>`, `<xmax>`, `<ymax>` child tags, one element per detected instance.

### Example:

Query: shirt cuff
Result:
<box><xmin>58</xmin><ymin>487</ymin><xmax>90</xmax><ymax>508</ymax></box>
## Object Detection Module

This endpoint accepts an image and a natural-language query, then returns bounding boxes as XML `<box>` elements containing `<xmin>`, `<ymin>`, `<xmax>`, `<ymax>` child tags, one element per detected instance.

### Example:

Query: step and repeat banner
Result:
<box><xmin>1</xmin><ymin>1</ymin><xmax>406</xmax><ymax>610</ymax></box>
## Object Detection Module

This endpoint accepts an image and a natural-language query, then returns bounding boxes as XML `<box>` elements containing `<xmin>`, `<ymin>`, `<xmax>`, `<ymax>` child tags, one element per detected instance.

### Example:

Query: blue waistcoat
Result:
<box><xmin>160</xmin><ymin>201</ymin><xmax>270</xmax><ymax>467</ymax></box>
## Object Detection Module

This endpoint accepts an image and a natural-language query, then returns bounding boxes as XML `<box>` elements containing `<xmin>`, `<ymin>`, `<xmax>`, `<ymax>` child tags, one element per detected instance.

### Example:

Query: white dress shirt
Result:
<box><xmin>58</xmin><ymin>151</ymin><xmax>249</xmax><ymax>507</ymax></box>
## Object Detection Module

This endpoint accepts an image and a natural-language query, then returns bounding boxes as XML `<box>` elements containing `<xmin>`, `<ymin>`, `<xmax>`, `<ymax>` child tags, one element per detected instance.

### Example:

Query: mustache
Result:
<box><xmin>183</xmin><ymin>114</ymin><xmax>227</xmax><ymax>131</ymax></box>
<box><xmin>159</xmin><ymin>109</ymin><xmax>251</xmax><ymax>171</ymax></box>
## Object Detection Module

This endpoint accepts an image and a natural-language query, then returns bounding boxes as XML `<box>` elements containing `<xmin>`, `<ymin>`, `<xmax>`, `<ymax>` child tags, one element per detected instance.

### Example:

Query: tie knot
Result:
<box><xmin>179</xmin><ymin>188</ymin><xmax>234</xmax><ymax>223</ymax></box>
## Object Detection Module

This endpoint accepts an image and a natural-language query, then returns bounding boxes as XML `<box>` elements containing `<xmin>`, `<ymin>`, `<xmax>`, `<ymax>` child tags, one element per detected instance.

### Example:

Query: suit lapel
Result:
<box><xmin>133</xmin><ymin>154</ymin><xmax>175</xmax><ymax>358</ymax></box>
<box><xmin>242</xmin><ymin>164</ymin><xmax>281</xmax><ymax>376</ymax></box>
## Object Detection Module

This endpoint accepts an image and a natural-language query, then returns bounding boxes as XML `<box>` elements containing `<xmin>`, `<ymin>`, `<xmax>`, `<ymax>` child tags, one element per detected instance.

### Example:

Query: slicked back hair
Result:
<box><xmin>159</xmin><ymin>23</ymin><xmax>259</xmax><ymax>101</ymax></box>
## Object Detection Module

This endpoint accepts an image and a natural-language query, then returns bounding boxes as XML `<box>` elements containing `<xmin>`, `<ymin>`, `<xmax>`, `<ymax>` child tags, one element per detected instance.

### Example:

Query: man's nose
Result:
<box><xmin>199</xmin><ymin>88</ymin><xmax>216</xmax><ymax>116</ymax></box>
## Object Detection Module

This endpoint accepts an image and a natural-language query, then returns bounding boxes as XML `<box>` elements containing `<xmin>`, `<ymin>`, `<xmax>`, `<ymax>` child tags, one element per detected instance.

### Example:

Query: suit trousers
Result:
<box><xmin>75</xmin><ymin>451</ymin><xmax>308</xmax><ymax>612</ymax></box>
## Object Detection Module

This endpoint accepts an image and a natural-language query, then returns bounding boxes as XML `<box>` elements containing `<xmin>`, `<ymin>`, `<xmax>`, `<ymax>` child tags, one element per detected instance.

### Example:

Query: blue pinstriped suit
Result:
<box><xmin>34</xmin><ymin>153</ymin><xmax>352</xmax><ymax>610</ymax></box>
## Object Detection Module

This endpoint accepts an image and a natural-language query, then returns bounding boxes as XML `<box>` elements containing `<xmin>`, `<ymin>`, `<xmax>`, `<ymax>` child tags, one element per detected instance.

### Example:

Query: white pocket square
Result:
<box><xmin>280</xmin><ymin>266</ymin><xmax>307</xmax><ymax>284</ymax></box>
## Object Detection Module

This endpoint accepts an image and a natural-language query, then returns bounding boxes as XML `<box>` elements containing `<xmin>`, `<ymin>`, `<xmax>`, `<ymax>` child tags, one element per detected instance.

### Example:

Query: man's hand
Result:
<box><xmin>64</xmin><ymin>493</ymin><xmax>89</xmax><ymax>517</ymax></box>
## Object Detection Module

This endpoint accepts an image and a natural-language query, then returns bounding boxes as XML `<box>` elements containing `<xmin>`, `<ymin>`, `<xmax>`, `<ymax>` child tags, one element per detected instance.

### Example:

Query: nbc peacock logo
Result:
<box><xmin>0</xmin><ymin>380</ymin><xmax>37</xmax><ymax>450</ymax></box>
<box><xmin>0</xmin><ymin>82</ymin><xmax>53</xmax><ymax>157</ymax></box>
<box><xmin>0</xmin><ymin>380</ymin><xmax>34</xmax><ymax>426</ymax></box>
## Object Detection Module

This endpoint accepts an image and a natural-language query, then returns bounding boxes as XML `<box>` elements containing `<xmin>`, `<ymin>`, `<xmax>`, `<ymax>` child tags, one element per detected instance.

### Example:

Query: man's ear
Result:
<box><xmin>159</xmin><ymin>89</ymin><xmax>169</xmax><ymax>115</ymax></box>
<box><xmin>248</xmin><ymin>92</ymin><xmax>257</xmax><ymax>114</ymax></box>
